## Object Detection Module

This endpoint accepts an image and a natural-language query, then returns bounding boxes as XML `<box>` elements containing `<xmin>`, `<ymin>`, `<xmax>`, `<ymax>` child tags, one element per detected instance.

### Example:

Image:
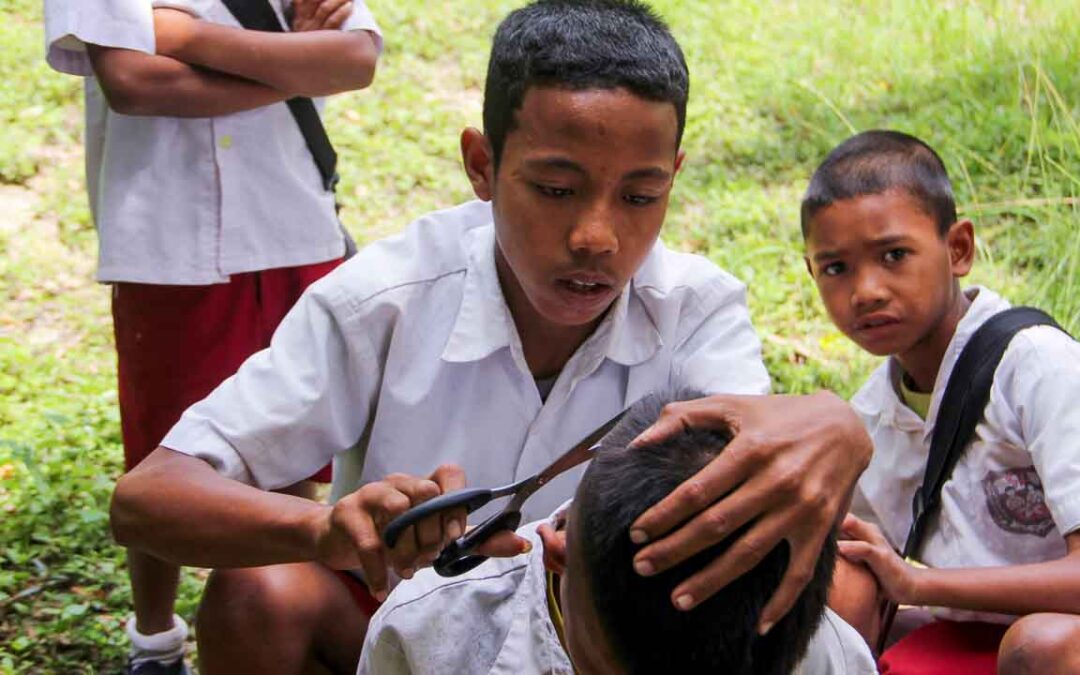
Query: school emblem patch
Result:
<box><xmin>981</xmin><ymin>467</ymin><xmax>1054</xmax><ymax>537</ymax></box>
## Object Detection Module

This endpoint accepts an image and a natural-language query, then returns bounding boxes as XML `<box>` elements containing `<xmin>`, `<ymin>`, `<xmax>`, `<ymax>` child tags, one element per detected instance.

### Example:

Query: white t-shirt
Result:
<box><xmin>43</xmin><ymin>0</ymin><xmax>382</xmax><ymax>284</ymax></box>
<box><xmin>851</xmin><ymin>286</ymin><xmax>1080</xmax><ymax>623</ymax></box>
<box><xmin>162</xmin><ymin>200</ymin><xmax>771</xmax><ymax>523</ymax></box>
<box><xmin>359</xmin><ymin>516</ymin><xmax>878</xmax><ymax>675</ymax></box>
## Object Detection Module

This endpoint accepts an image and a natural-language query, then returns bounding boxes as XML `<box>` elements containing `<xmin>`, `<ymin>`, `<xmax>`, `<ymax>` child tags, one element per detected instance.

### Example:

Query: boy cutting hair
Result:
<box><xmin>360</xmin><ymin>392</ymin><xmax>877</xmax><ymax>675</ymax></box>
<box><xmin>802</xmin><ymin>130</ymin><xmax>1080</xmax><ymax>674</ymax></box>
<box><xmin>111</xmin><ymin>2</ymin><xmax>872</xmax><ymax>672</ymax></box>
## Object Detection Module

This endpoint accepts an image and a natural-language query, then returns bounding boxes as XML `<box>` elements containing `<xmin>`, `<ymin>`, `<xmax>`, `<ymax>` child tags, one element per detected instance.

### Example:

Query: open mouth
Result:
<box><xmin>557</xmin><ymin>278</ymin><xmax>612</xmax><ymax>296</ymax></box>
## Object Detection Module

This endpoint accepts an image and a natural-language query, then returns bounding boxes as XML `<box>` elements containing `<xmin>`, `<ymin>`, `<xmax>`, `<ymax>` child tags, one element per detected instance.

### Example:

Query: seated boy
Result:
<box><xmin>801</xmin><ymin>130</ymin><xmax>1080</xmax><ymax>674</ymax></box>
<box><xmin>111</xmin><ymin>1</ymin><xmax>872</xmax><ymax>672</ymax></box>
<box><xmin>359</xmin><ymin>392</ymin><xmax>877</xmax><ymax>674</ymax></box>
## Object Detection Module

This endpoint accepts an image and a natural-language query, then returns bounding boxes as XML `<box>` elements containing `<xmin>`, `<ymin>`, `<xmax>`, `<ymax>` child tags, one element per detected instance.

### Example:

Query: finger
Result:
<box><xmin>538</xmin><ymin>524</ymin><xmax>567</xmax><ymax>574</ymax></box>
<box><xmin>322</xmin><ymin>1</ymin><xmax>352</xmax><ymax>29</ymax></box>
<box><xmin>430</xmin><ymin>464</ymin><xmax>468</xmax><ymax>540</ymax></box>
<box><xmin>837</xmin><ymin>540</ymin><xmax>876</xmax><ymax>563</ymax></box>
<box><xmin>840</xmin><ymin>514</ymin><xmax>889</xmax><ymax>546</ymax></box>
<box><xmin>344</xmin><ymin>510</ymin><xmax>389</xmax><ymax>601</ymax></box>
<box><xmin>629</xmin><ymin>397</ymin><xmax>735</xmax><ymax>449</ymax></box>
<box><xmin>757</xmin><ymin>530</ymin><xmax>828</xmax><ymax>634</ymax></box>
<box><xmin>361</xmin><ymin>480</ymin><xmax>423</xmax><ymax>574</ymax></box>
<box><xmin>475</xmin><ymin>531</ymin><xmax>531</xmax><ymax>558</ymax></box>
<box><xmin>313</xmin><ymin>0</ymin><xmax>350</xmax><ymax>24</ymax></box>
<box><xmin>666</xmin><ymin>510</ymin><xmax>792</xmax><ymax>612</ymax></box>
<box><xmin>632</xmin><ymin>470</ymin><xmax>769</xmax><ymax>576</ymax></box>
<box><xmin>629</xmin><ymin>429</ymin><xmax>756</xmax><ymax>545</ymax></box>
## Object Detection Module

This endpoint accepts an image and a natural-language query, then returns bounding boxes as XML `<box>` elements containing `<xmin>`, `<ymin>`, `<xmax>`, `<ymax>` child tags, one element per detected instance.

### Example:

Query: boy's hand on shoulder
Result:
<box><xmin>291</xmin><ymin>0</ymin><xmax>354</xmax><ymax>32</ymax></box>
<box><xmin>838</xmin><ymin>514</ymin><xmax>924</xmax><ymax>606</ymax></box>
<box><xmin>314</xmin><ymin>465</ymin><xmax>469</xmax><ymax>601</ymax></box>
<box><xmin>153</xmin><ymin>8</ymin><xmax>200</xmax><ymax>58</ymax></box>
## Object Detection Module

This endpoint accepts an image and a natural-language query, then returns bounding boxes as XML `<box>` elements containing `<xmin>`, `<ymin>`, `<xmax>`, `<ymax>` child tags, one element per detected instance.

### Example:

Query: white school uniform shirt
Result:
<box><xmin>162</xmin><ymin>200</ymin><xmax>771</xmax><ymax>523</ymax></box>
<box><xmin>850</xmin><ymin>286</ymin><xmax>1080</xmax><ymax>623</ymax></box>
<box><xmin>358</xmin><ymin>515</ymin><xmax>878</xmax><ymax>675</ymax></box>
<box><xmin>43</xmin><ymin>0</ymin><xmax>382</xmax><ymax>285</ymax></box>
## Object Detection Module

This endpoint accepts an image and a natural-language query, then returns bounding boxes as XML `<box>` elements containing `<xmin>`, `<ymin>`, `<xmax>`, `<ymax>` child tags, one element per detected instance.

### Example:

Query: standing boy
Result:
<box><xmin>111</xmin><ymin>2</ymin><xmax>872</xmax><ymax>673</ymax></box>
<box><xmin>802</xmin><ymin>130</ymin><xmax>1080</xmax><ymax>673</ymax></box>
<box><xmin>44</xmin><ymin>1</ymin><xmax>381</xmax><ymax>672</ymax></box>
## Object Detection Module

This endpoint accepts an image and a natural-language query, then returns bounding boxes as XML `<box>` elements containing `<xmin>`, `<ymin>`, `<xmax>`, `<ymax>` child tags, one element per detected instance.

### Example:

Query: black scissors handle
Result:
<box><xmin>382</xmin><ymin>488</ymin><xmax>494</xmax><ymax>548</ymax></box>
<box><xmin>434</xmin><ymin>509</ymin><xmax>523</xmax><ymax>577</ymax></box>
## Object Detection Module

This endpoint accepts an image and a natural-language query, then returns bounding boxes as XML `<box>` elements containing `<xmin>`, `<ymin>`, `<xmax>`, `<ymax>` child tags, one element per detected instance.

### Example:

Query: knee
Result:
<box><xmin>999</xmin><ymin>614</ymin><xmax>1080</xmax><ymax>675</ymax></box>
<box><xmin>197</xmin><ymin>564</ymin><xmax>321</xmax><ymax>639</ymax></box>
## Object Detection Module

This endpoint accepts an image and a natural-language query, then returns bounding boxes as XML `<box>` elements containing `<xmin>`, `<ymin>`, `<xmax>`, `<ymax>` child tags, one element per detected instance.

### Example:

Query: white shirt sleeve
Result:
<box><xmin>671</xmin><ymin>281</ymin><xmax>771</xmax><ymax>396</ymax></box>
<box><xmin>340</xmin><ymin>0</ymin><xmax>384</xmax><ymax>51</ymax></box>
<box><xmin>161</xmin><ymin>278</ymin><xmax>381</xmax><ymax>490</ymax></box>
<box><xmin>44</xmin><ymin>0</ymin><xmax>156</xmax><ymax>76</ymax></box>
<box><xmin>1004</xmin><ymin>327</ymin><xmax>1080</xmax><ymax>536</ymax></box>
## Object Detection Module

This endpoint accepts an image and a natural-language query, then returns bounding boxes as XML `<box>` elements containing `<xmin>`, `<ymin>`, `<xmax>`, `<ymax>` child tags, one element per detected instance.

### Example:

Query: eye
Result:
<box><xmin>883</xmin><ymin>248</ymin><xmax>909</xmax><ymax>264</ymax></box>
<box><xmin>533</xmin><ymin>183</ymin><xmax>574</xmax><ymax>198</ymax></box>
<box><xmin>821</xmin><ymin>261</ymin><xmax>846</xmax><ymax>277</ymax></box>
<box><xmin>623</xmin><ymin>193</ymin><xmax>660</xmax><ymax>207</ymax></box>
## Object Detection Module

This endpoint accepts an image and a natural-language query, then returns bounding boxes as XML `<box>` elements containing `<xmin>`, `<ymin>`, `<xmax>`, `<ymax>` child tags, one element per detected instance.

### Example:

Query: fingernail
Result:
<box><xmin>674</xmin><ymin>594</ymin><xmax>694</xmax><ymax>610</ymax></box>
<box><xmin>521</xmin><ymin>541</ymin><xmax>533</xmax><ymax>553</ymax></box>
<box><xmin>758</xmin><ymin>621</ymin><xmax>774</xmax><ymax>636</ymax></box>
<box><xmin>634</xmin><ymin>560</ymin><xmax>655</xmax><ymax>576</ymax></box>
<box><xmin>401</xmin><ymin>567</ymin><xmax>414</xmax><ymax>579</ymax></box>
<box><xmin>629</xmin><ymin>529</ymin><xmax>649</xmax><ymax>544</ymax></box>
<box><xmin>374</xmin><ymin>589</ymin><xmax>388</xmax><ymax>602</ymax></box>
<box><xmin>448</xmin><ymin>521</ymin><xmax>463</xmax><ymax>540</ymax></box>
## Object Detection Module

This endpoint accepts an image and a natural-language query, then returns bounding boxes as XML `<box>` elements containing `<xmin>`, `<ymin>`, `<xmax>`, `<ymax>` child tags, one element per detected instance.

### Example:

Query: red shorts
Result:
<box><xmin>879</xmin><ymin>620</ymin><xmax>1008</xmax><ymax>674</ymax></box>
<box><xmin>112</xmin><ymin>259</ymin><xmax>342</xmax><ymax>479</ymax></box>
<box><xmin>333</xmin><ymin>570</ymin><xmax>383</xmax><ymax>618</ymax></box>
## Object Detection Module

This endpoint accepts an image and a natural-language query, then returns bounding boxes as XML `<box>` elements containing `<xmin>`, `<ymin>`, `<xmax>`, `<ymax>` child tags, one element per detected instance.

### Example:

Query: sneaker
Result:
<box><xmin>126</xmin><ymin>658</ymin><xmax>191</xmax><ymax>675</ymax></box>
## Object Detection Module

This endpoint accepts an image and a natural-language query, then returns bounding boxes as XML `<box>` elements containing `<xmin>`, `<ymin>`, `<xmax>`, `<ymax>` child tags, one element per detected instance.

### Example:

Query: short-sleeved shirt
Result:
<box><xmin>358</xmin><ymin>514</ymin><xmax>878</xmax><ymax>675</ymax></box>
<box><xmin>851</xmin><ymin>286</ymin><xmax>1080</xmax><ymax>623</ymax></box>
<box><xmin>161</xmin><ymin>200</ymin><xmax>771</xmax><ymax>522</ymax></box>
<box><xmin>43</xmin><ymin>0</ymin><xmax>382</xmax><ymax>284</ymax></box>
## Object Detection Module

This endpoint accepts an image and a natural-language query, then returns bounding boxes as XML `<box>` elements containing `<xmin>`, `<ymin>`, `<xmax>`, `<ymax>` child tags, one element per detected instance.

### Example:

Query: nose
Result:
<box><xmin>567</xmin><ymin>200</ymin><xmax>619</xmax><ymax>258</ymax></box>
<box><xmin>851</xmin><ymin>265</ymin><xmax>889</xmax><ymax>312</ymax></box>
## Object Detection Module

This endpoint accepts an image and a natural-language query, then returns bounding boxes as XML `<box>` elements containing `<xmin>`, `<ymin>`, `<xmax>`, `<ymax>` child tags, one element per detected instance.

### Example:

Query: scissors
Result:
<box><xmin>382</xmin><ymin>408</ymin><xmax>629</xmax><ymax>577</ymax></box>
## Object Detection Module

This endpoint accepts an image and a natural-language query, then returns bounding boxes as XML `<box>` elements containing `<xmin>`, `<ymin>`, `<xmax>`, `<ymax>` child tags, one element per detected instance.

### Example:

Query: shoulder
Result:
<box><xmin>45</xmin><ymin>0</ymin><xmax>155</xmax><ymax>75</ymax></box>
<box><xmin>309</xmin><ymin>201</ymin><xmax>493</xmax><ymax>320</ymax></box>
<box><xmin>634</xmin><ymin>240</ymin><xmax>747</xmax><ymax>305</ymax></box>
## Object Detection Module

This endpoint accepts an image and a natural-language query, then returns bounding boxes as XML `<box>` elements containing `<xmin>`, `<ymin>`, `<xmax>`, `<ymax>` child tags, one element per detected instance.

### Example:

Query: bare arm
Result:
<box><xmin>87</xmin><ymin>44</ymin><xmax>287</xmax><ymax>117</ymax></box>
<box><xmin>841</xmin><ymin>516</ymin><xmax>1080</xmax><ymax>616</ymax></box>
<box><xmin>154</xmin><ymin>8</ymin><xmax>378</xmax><ymax>98</ymax></box>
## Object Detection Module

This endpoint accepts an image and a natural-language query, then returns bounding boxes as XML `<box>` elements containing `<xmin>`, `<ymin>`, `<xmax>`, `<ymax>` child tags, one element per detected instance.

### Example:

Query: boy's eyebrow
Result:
<box><xmin>811</xmin><ymin>234</ymin><xmax>914</xmax><ymax>261</ymax></box>
<box><xmin>522</xmin><ymin>157</ymin><xmax>672</xmax><ymax>181</ymax></box>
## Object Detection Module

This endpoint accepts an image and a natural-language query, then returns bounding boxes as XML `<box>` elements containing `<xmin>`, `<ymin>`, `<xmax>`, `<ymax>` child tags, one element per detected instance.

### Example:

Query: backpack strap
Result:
<box><xmin>877</xmin><ymin>306</ymin><xmax>1066</xmax><ymax>652</ymax></box>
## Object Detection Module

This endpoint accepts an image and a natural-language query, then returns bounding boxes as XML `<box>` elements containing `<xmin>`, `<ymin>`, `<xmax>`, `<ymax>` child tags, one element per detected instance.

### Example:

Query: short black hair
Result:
<box><xmin>483</xmin><ymin>0</ymin><xmax>690</xmax><ymax>167</ymax></box>
<box><xmin>575</xmin><ymin>392</ymin><xmax>836</xmax><ymax>675</ymax></box>
<box><xmin>800</xmin><ymin>130</ymin><xmax>957</xmax><ymax>237</ymax></box>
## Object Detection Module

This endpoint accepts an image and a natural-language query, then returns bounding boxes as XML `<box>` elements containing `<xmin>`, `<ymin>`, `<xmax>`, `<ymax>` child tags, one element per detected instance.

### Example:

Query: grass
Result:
<box><xmin>1</xmin><ymin>0</ymin><xmax>1077</xmax><ymax>671</ymax></box>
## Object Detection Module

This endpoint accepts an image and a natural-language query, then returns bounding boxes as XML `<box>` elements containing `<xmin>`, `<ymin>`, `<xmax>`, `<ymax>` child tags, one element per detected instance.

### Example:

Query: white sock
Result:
<box><xmin>126</xmin><ymin>614</ymin><xmax>187</xmax><ymax>666</ymax></box>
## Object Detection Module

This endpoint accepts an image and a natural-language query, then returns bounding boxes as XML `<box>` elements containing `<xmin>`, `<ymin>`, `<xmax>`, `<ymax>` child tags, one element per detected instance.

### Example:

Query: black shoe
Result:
<box><xmin>126</xmin><ymin>658</ymin><xmax>190</xmax><ymax>675</ymax></box>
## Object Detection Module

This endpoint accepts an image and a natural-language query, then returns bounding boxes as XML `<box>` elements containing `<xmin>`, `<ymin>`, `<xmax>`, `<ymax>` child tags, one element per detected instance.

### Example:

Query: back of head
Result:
<box><xmin>800</xmin><ymin>129</ymin><xmax>957</xmax><ymax>237</ymax></box>
<box><xmin>483</xmin><ymin>0</ymin><xmax>690</xmax><ymax>165</ymax></box>
<box><xmin>575</xmin><ymin>393</ymin><xmax>836</xmax><ymax>675</ymax></box>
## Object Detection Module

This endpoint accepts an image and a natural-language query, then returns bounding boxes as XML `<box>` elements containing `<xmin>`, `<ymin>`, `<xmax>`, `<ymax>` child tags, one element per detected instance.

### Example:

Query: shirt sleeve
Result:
<box><xmin>671</xmin><ymin>280</ymin><xmax>771</xmax><ymax>397</ymax></box>
<box><xmin>340</xmin><ymin>0</ymin><xmax>384</xmax><ymax>52</ymax></box>
<box><xmin>1004</xmin><ymin>327</ymin><xmax>1080</xmax><ymax>536</ymax></box>
<box><xmin>44</xmin><ymin>0</ymin><xmax>156</xmax><ymax>76</ymax></box>
<box><xmin>160</xmin><ymin>277</ymin><xmax>381</xmax><ymax>490</ymax></box>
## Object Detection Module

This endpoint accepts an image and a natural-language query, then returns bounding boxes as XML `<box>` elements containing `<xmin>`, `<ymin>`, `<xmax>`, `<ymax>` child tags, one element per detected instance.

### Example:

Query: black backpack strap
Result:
<box><xmin>219</xmin><ymin>0</ymin><xmax>339</xmax><ymax>192</ymax></box>
<box><xmin>877</xmin><ymin>305</ymin><xmax>1066</xmax><ymax>651</ymax></box>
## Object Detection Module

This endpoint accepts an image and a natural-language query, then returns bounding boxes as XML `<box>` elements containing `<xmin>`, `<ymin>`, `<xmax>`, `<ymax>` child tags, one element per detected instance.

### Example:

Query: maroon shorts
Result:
<box><xmin>879</xmin><ymin>620</ymin><xmax>1008</xmax><ymax>674</ymax></box>
<box><xmin>333</xmin><ymin>570</ymin><xmax>383</xmax><ymax>617</ymax></box>
<box><xmin>112</xmin><ymin>259</ymin><xmax>342</xmax><ymax>479</ymax></box>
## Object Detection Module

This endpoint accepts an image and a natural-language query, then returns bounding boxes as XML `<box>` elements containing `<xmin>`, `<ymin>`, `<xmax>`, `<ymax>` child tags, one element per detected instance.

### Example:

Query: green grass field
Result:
<box><xmin>1</xmin><ymin>0</ymin><xmax>1078</xmax><ymax>671</ymax></box>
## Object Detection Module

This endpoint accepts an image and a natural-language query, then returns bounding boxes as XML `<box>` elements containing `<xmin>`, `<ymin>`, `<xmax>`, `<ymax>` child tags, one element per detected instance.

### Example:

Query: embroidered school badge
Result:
<box><xmin>981</xmin><ymin>467</ymin><xmax>1054</xmax><ymax>537</ymax></box>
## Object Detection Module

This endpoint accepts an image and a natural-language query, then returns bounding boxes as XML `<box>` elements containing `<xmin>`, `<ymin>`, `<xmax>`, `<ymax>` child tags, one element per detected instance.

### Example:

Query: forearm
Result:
<box><xmin>161</xmin><ymin>17</ymin><xmax>377</xmax><ymax>98</ymax></box>
<box><xmin>111</xmin><ymin>446</ymin><xmax>330</xmax><ymax>568</ymax></box>
<box><xmin>88</xmin><ymin>45</ymin><xmax>286</xmax><ymax>117</ymax></box>
<box><xmin>912</xmin><ymin>556</ymin><xmax>1080</xmax><ymax>616</ymax></box>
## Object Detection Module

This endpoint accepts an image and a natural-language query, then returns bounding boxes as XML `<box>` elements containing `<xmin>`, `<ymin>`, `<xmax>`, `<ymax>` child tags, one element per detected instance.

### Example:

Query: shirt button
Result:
<box><xmin>218</xmin><ymin>135</ymin><xmax>233</xmax><ymax>149</ymax></box>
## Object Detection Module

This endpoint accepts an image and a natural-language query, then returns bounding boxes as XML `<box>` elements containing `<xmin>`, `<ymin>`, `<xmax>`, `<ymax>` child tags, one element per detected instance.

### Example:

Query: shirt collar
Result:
<box><xmin>441</xmin><ymin>227</ymin><xmax>663</xmax><ymax>369</ymax></box>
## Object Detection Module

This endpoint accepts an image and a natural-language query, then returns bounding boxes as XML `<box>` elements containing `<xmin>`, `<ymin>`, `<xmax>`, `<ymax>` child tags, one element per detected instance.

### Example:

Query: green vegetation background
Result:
<box><xmin>1</xmin><ymin>0</ymin><xmax>1077</xmax><ymax>671</ymax></box>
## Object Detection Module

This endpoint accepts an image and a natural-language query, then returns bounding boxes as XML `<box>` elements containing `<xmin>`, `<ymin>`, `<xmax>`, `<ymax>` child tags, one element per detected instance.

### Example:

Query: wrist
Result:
<box><xmin>905</xmin><ymin>565</ymin><xmax>933</xmax><ymax>606</ymax></box>
<box><xmin>295</xmin><ymin>502</ymin><xmax>335</xmax><ymax>563</ymax></box>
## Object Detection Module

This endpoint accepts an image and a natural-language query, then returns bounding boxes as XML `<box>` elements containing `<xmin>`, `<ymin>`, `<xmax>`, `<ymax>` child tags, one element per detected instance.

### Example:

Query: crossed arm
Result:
<box><xmin>89</xmin><ymin>0</ymin><xmax>377</xmax><ymax>117</ymax></box>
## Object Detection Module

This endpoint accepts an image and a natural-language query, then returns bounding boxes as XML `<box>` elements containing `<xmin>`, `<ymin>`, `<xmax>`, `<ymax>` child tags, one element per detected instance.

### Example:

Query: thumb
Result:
<box><xmin>475</xmin><ymin>531</ymin><xmax>532</xmax><ymax>558</ymax></box>
<box><xmin>838</xmin><ymin>540</ymin><xmax>872</xmax><ymax>564</ymax></box>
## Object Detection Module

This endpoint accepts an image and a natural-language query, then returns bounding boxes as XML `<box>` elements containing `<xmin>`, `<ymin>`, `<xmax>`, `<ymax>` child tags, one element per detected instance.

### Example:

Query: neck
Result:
<box><xmin>896</xmin><ymin>285</ymin><xmax>971</xmax><ymax>392</ymax></box>
<box><xmin>495</xmin><ymin>247</ymin><xmax>605</xmax><ymax>378</ymax></box>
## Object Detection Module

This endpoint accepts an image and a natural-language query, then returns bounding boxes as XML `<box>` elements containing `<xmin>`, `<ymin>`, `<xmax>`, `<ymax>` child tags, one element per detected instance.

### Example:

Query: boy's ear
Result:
<box><xmin>538</xmin><ymin>523</ymin><xmax>567</xmax><ymax>575</ymax></box>
<box><xmin>947</xmin><ymin>219</ymin><xmax>976</xmax><ymax>277</ymax></box>
<box><xmin>674</xmin><ymin>150</ymin><xmax>687</xmax><ymax>176</ymax></box>
<box><xmin>460</xmin><ymin>127</ymin><xmax>495</xmax><ymax>201</ymax></box>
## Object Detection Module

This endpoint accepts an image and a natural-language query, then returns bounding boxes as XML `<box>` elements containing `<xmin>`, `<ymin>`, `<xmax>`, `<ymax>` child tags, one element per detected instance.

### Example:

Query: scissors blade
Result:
<box><xmin>534</xmin><ymin>408</ymin><xmax>629</xmax><ymax>488</ymax></box>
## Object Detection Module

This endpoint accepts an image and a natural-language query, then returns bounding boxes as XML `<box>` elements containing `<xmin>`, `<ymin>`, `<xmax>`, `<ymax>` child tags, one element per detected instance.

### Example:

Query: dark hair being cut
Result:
<box><xmin>575</xmin><ymin>391</ymin><xmax>836</xmax><ymax>675</ymax></box>
<box><xmin>483</xmin><ymin>0</ymin><xmax>690</xmax><ymax>167</ymax></box>
<box><xmin>800</xmin><ymin>130</ymin><xmax>957</xmax><ymax>237</ymax></box>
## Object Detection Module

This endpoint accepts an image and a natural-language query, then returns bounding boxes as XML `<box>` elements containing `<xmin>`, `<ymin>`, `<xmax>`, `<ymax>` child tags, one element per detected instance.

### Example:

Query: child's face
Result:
<box><xmin>804</xmin><ymin>190</ymin><xmax>973</xmax><ymax>358</ymax></box>
<box><xmin>463</xmin><ymin>86</ymin><xmax>683</xmax><ymax>330</ymax></box>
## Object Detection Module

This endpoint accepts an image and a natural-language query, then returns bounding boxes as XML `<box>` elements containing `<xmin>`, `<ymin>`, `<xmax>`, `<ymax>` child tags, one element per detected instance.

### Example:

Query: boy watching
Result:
<box><xmin>45</xmin><ymin>1</ymin><xmax>380</xmax><ymax>672</ymax></box>
<box><xmin>359</xmin><ymin>392</ymin><xmax>877</xmax><ymax>675</ymax></box>
<box><xmin>802</xmin><ymin>130</ymin><xmax>1080</xmax><ymax>673</ymax></box>
<box><xmin>111</xmin><ymin>1</ymin><xmax>872</xmax><ymax>672</ymax></box>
